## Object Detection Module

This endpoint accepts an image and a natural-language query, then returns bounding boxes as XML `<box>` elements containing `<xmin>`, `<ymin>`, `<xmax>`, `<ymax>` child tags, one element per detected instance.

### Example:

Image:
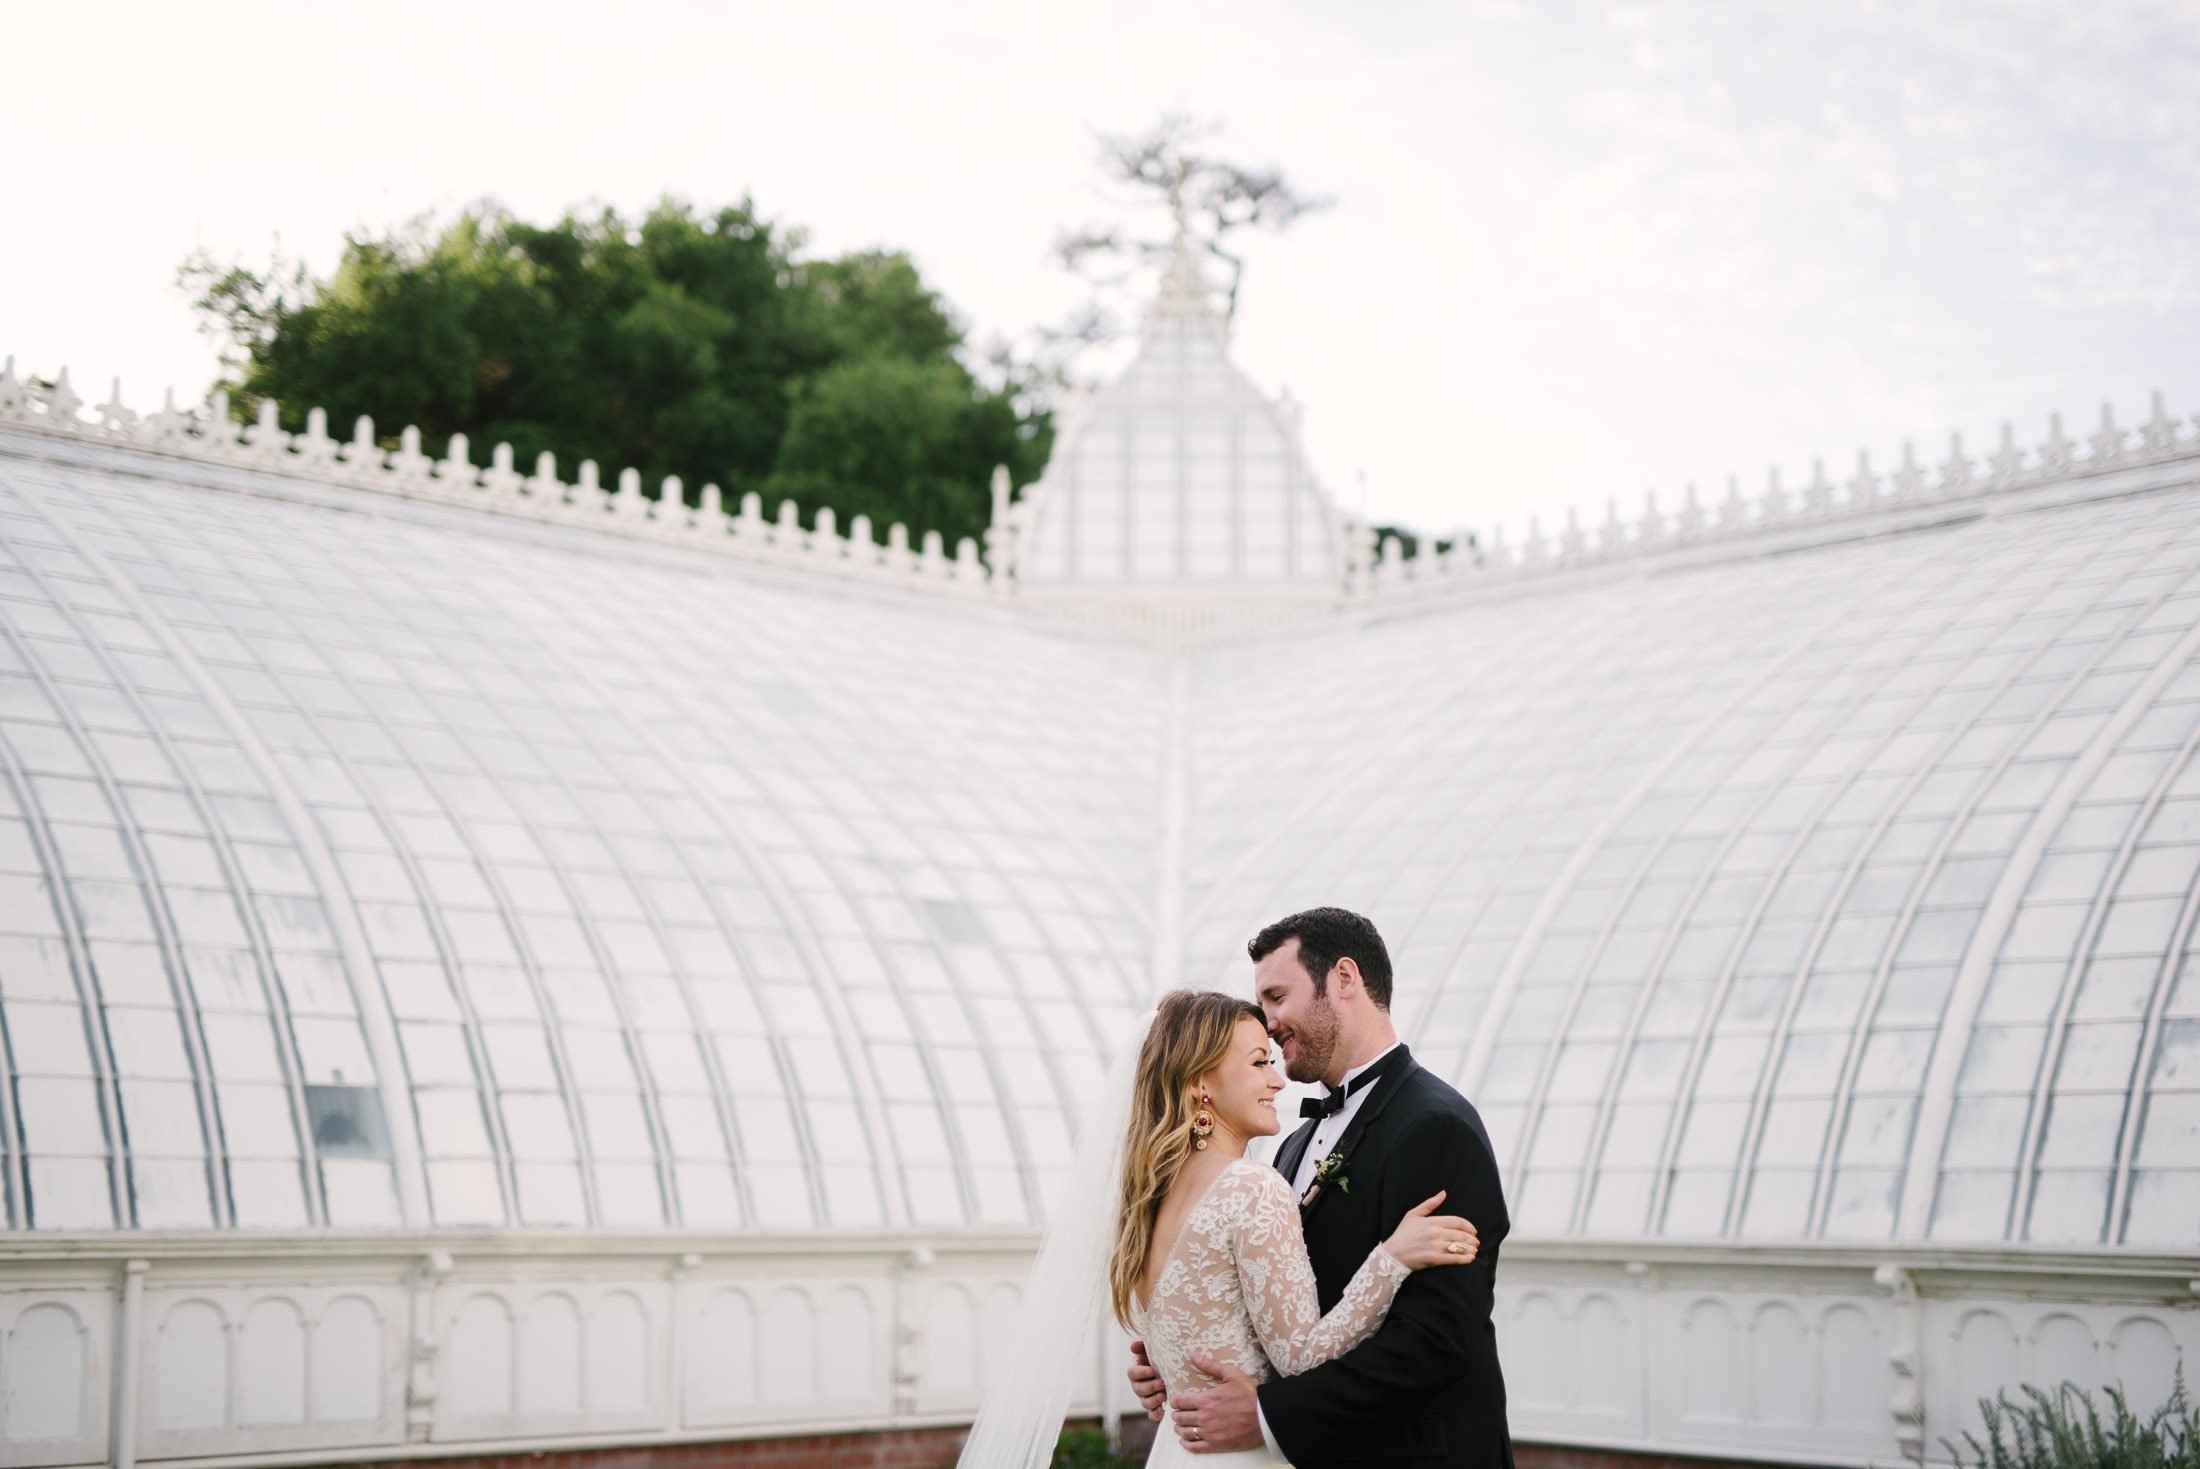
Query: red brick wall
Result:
<box><xmin>1517</xmin><ymin>1445</ymin><xmax>1796</xmax><ymax>1469</ymax></box>
<box><xmin>347</xmin><ymin>1428</ymin><xmax>974</xmax><ymax>1469</ymax></box>
<box><xmin>345</xmin><ymin>1426</ymin><xmax>1807</xmax><ymax>1469</ymax></box>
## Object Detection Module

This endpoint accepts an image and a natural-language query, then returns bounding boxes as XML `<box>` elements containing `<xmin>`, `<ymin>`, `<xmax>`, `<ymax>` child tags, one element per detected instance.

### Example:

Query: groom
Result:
<box><xmin>1128</xmin><ymin>907</ymin><xmax>1513</xmax><ymax>1468</ymax></box>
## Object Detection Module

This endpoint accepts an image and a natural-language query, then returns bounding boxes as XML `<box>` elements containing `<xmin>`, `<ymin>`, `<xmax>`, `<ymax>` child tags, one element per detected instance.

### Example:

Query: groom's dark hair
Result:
<box><xmin>1249</xmin><ymin>907</ymin><xmax>1393</xmax><ymax>1010</ymax></box>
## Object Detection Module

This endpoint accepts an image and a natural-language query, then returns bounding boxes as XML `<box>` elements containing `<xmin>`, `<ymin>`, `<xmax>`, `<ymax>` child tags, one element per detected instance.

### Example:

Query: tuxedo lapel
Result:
<box><xmin>1299</xmin><ymin>1048</ymin><xmax>1421</xmax><ymax>1222</ymax></box>
<box><xmin>1273</xmin><ymin>1118</ymin><xmax>1318</xmax><ymax>1187</ymax></box>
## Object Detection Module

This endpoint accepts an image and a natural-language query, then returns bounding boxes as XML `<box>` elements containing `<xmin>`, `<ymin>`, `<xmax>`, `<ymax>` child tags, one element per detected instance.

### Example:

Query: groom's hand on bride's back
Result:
<box><xmin>1174</xmin><ymin>1354</ymin><xmax>1262</xmax><ymax>1454</ymax></box>
<box><xmin>1127</xmin><ymin>1338</ymin><xmax>1168</xmax><ymax>1421</ymax></box>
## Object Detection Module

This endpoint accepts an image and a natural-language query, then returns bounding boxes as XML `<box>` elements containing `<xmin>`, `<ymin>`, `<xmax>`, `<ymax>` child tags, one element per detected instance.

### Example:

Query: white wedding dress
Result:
<box><xmin>1129</xmin><ymin>1156</ymin><xmax>1410</xmax><ymax>1467</ymax></box>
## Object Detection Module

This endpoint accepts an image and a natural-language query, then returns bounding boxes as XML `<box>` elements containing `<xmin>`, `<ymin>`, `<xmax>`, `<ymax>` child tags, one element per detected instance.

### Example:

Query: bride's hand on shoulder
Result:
<box><xmin>1382</xmin><ymin>1191</ymin><xmax>1479</xmax><ymax>1269</ymax></box>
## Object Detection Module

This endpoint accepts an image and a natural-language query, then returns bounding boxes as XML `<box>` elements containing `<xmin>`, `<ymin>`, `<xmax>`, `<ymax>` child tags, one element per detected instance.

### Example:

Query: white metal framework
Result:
<box><xmin>0</xmin><ymin>266</ymin><xmax>2195</xmax><ymax>1466</ymax></box>
<box><xmin>1006</xmin><ymin>244</ymin><xmax>1345</xmax><ymax>601</ymax></box>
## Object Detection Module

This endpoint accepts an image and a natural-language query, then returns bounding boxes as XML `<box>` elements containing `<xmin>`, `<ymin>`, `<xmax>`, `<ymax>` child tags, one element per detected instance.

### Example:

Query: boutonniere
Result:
<box><xmin>1301</xmin><ymin>1147</ymin><xmax>1353</xmax><ymax>1208</ymax></box>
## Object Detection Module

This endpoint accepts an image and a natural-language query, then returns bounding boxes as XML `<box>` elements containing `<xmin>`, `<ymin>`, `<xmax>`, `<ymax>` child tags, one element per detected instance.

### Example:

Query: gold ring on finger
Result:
<box><xmin>1447</xmin><ymin>1241</ymin><xmax>1468</xmax><ymax>1254</ymax></box>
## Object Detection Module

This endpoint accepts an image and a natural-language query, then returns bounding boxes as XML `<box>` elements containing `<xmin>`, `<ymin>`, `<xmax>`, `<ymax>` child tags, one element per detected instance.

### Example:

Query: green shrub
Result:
<box><xmin>1052</xmin><ymin>1424</ymin><xmax>1140</xmax><ymax>1469</ymax></box>
<box><xmin>1944</xmin><ymin>1370</ymin><xmax>2196</xmax><ymax>1469</ymax></box>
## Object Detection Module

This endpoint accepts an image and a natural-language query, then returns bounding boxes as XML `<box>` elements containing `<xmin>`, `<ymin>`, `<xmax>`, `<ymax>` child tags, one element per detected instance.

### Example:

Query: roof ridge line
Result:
<box><xmin>5</xmin><ymin>357</ymin><xmax>2194</xmax><ymax>641</ymax></box>
<box><xmin>0</xmin><ymin>357</ymin><xmax>1003</xmax><ymax>603</ymax></box>
<box><xmin>1344</xmin><ymin>394</ymin><xmax>2200</xmax><ymax>606</ymax></box>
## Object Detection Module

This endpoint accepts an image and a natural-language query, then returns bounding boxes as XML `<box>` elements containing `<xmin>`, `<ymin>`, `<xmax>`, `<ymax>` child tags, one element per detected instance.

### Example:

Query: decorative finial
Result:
<box><xmin>2038</xmin><ymin>411</ymin><xmax>2072</xmax><ymax>475</ymax></box>
<box><xmin>1891</xmin><ymin>441</ymin><xmax>1924</xmax><ymax>501</ymax></box>
<box><xmin>1940</xmin><ymin>432</ymin><xmax>1972</xmax><ymax>495</ymax></box>
<box><xmin>1760</xmin><ymin>466</ymin><xmax>1788</xmax><ymax>521</ymax></box>
<box><xmin>391</xmin><ymin>424</ymin><xmax>431</xmax><ymax>486</ymax></box>
<box><xmin>296</xmin><ymin>406</ymin><xmax>337</xmax><ymax>467</ymax></box>
<box><xmin>2140</xmin><ymin>391</ymin><xmax>2182</xmax><ymax>455</ymax></box>
<box><xmin>481</xmin><ymin>442</ymin><xmax>521</xmax><ymax>496</ymax></box>
<box><xmin>146</xmin><ymin>388</ymin><xmax>192</xmax><ymax>442</ymax></box>
<box><xmin>246</xmin><ymin>397</ymin><xmax>286</xmax><ymax>459</ymax></box>
<box><xmin>1560</xmin><ymin>507</ymin><xmax>1586</xmax><ymax>560</ymax></box>
<box><xmin>1843</xmin><ymin>451</ymin><xmax>1875</xmax><ymax>510</ymax></box>
<box><xmin>2088</xmin><ymin>402</ymin><xmax>2124</xmax><ymax>465</ymax></box>
<box><xmin>97</xmin><ymin>378</ymin><xmax>134</xmax><ymax>433</ymax></box>
<box><xmin>1677</xmin><ymin>482</ymin><xmax>1706</xmax><ymax>537</ymax></box>
<box><xmin>1168</xmin><ymin>159</ymin><xmax>1192</xmax><ymax>250</ymax></box>
<box><xmin>1802</xmin><ymin>457</ymin><xmax>1833</xmax><ymax>514</ymax></box>
<box><xmin>527</xmin><ymin>451</ymin><xmax>561</xmax><ymax>499</ymax></box>
<box><xmin>207</xmin><ymin>388</ymin><xmax>235</xmax><ymax>449</ymax></box>
<box><xmin>442</xmin><ymin>432</ymin><xmax>474</xmax><ymax>488</ymax></box>
<box><xmin>1988</xmin><ymin>422</ymin><xmax>2025</xmax><ymax>483</ymax></box>
<box><xmin>1599</xmin><ymin>499</ymin><xmax>1627</xmax><ymax>551</ymax></box>
<box><xmin>985</xmin><ymin>465</ymin><xmax>1019</xmax><ymax>590</ymax></box>
<box><xmin>47</xmin><ymin>367</ymin><xmax>83</xmax><ymax>425</ymax></box>
<box><xmin>1151</xmin><ymin>170</ymin><xmax>1218</xmax><ymax>323</ymax></box>
<box><xmin>346</xmin><ymin>415</ymin><xmax>379</xmax><ymax>474</ymax></box>
<box><xmin>1719</xmin><ymin>475</ymin><xmax>1748</xmax><ymax>527</ymax></box>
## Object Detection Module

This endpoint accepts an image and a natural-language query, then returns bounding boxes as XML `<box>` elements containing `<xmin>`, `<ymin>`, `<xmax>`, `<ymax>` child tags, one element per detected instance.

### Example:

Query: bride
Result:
<box><xmin>957</xmin><ymin>989</ymin><xmax>1478</xmax><ymax>1468</ymax></box>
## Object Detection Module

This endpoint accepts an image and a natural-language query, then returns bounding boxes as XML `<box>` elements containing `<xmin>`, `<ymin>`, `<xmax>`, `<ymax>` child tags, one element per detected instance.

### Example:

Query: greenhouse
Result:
<box><xmin>0</xmin><ymin>252</ymin><xmax>2193</xmax><ymax>1469</ymax></box>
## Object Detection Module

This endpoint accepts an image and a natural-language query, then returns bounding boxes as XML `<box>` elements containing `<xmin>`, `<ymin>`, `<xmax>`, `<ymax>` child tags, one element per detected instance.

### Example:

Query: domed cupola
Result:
<box><xmin>999</xmin><ymin>231</ymin><xmax>1351</xmax><ymax>634</ymax></box>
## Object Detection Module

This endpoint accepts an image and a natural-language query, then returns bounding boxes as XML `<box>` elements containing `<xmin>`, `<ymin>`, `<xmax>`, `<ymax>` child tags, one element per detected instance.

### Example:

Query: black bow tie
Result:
<box><xmin>1298</xmin><ymin>1048</ymin><xmax>1404</xmax><ymax>1120</ymax></box>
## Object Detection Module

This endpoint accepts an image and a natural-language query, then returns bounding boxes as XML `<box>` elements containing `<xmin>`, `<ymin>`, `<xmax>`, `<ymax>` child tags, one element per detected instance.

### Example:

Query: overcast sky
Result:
<box><xmin>7</xmin><ymin>0</ymin><xmax>2195</xmax><ymax>540</ymax></box>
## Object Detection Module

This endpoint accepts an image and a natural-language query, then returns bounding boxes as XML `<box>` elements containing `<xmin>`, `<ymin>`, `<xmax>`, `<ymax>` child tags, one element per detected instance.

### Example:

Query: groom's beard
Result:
<box><xmin>1280</xmin><ymin>995</ymin><xmax>1341</xmax><ymax>1085</ymax></box>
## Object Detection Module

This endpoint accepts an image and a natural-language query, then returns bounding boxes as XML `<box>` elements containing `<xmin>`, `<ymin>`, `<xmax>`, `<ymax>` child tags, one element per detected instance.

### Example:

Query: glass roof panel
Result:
<box><xmin>3</xmin><ymin>424</ymin><xmax>2197</xmax><ymax>1251</ymax></box>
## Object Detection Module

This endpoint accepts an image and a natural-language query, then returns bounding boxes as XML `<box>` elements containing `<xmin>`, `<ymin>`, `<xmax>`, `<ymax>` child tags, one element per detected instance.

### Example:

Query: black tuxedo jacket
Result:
<box><xmin>1257</xmin><ymin>1048</ymin><xmax>1513</xmax><ymax>1469</ymax></box>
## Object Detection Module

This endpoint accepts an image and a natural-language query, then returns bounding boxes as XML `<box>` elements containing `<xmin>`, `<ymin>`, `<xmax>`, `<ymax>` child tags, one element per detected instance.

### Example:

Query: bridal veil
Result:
<box><xmin>953</xmin><ymin>1006</ymin><xmax>1154</xmax><ymax>1469</ymax></box>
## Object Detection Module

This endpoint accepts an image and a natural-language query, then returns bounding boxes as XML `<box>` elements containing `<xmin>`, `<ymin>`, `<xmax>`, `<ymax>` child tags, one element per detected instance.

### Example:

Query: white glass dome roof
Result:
<box><xmin>0</xmin><ymin>447</ymin><xmax>1161</xmax><ymax>1233</ymax></box>
<box><xmin>0</xmin><ymin>353</ymin><xmax>2195</xmax><ymax>1256</ymax></box>
<box><xmin>1176</xmin><ymin>475</ymin><xmax>2200</xmax><ymax>1249</ymax></box>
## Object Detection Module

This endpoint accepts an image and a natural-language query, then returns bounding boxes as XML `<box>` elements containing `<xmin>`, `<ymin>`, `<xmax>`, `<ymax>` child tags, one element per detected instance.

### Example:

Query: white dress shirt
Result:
<box><xmin>1258</xmin><ymin>1041</ymin><xmax>1404</xmax><ymax>1460</ymax></box>
<box><xmin>1288</xmin><ymin>1041</ymin><xmax>1403</xmax><ymax>1195</ymax></box>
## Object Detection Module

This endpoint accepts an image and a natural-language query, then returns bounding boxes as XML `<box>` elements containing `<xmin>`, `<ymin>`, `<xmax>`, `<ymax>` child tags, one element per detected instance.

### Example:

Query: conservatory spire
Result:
<box><xmin>1000</xmin><ymin>217</ymin><xmax>1351</xmax><ymax>635</ymax></box>
<box><xmin>1150</xmin><ymin>172</ymin><xmax>1221</xmax><ymax>323</ymax></box>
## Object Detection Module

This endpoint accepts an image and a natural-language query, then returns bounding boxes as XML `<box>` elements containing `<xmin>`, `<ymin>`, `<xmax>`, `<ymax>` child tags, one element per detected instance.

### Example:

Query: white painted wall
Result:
<box><xmin>1</xmin><ymin>1236</ymin><xmax>2191</xmax><ymax>1469</ymax></box>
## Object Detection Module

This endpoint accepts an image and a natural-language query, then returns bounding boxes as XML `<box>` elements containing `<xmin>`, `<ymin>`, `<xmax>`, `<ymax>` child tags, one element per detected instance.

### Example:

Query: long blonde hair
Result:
<box><xmin>1109</xmin><ymin>988</ymin><xmax>1265</xmax><ymax>1329</ymax></box>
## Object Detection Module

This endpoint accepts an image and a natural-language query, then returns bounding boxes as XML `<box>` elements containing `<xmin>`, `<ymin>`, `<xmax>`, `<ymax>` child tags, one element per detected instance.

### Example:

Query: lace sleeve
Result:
<box><xmin>1225</xmin><ymin>1162</ymin><xmax>1410</xmax><ymax>1376</ymax></box>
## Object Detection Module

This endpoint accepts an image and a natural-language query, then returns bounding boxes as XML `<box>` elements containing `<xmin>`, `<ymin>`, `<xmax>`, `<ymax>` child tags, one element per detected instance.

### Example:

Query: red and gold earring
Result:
<box><xmin>1192</xmin><ymin>1088</ymin><xmax>1215</xmax><ymax>1150</ymax></box>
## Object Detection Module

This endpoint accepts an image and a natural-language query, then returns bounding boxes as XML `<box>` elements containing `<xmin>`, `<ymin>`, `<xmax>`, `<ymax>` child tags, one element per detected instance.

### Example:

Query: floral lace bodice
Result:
<box><xmin>1128</xmin><ymin>1156</ymin><xmax>1409</xmax><ymax>1395</ymax></box>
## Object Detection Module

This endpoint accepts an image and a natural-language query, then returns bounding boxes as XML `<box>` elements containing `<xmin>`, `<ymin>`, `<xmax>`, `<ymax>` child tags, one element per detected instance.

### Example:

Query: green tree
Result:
<box><xmin>770</xmin><ymin>354</ymin><xmax>1024</xmax><ymax>544</ymax></box>
<box><xmin>183</xmin><ymin>199</ymin><xmax>1051</xmax><ymax>548</ymax></box>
